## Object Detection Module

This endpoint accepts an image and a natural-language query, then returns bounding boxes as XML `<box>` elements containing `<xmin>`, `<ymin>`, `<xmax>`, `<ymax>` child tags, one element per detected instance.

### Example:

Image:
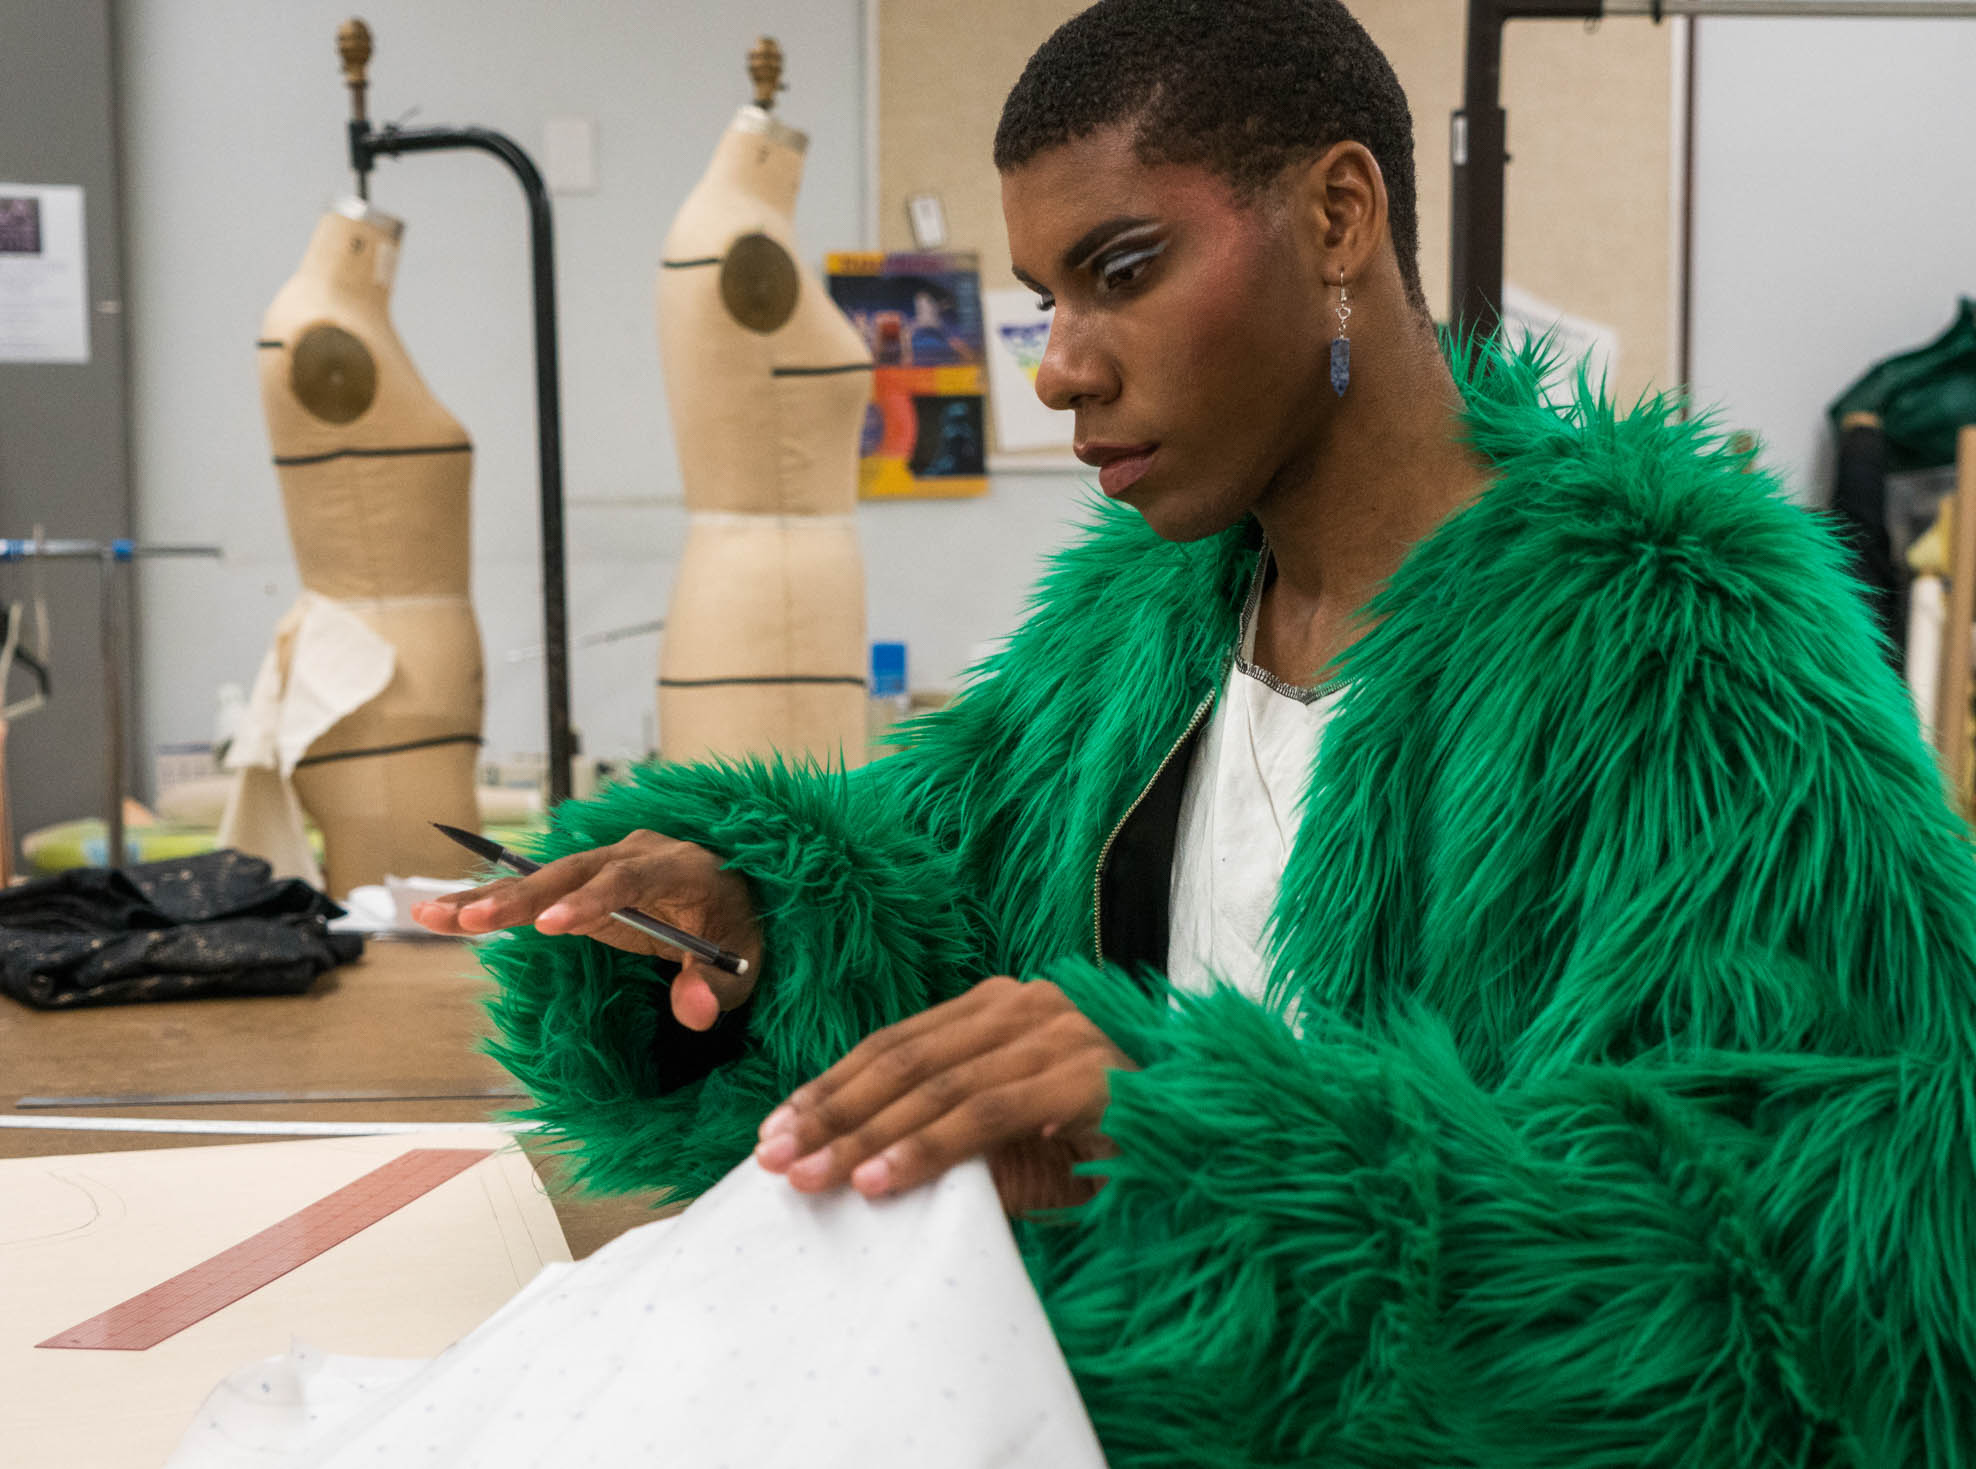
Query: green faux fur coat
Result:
<box><xmin>484</xmin><ymin>339</ymin><xmax>1976</xmax><ymax>1466</ymax></box>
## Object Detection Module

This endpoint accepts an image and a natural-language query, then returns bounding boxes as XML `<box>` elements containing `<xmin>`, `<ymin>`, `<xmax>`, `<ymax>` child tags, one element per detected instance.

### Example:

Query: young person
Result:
<box><xmin>419</xmin><ymin>1</ymin><xmax>1976</xmax><ymax>1460</ymax></box>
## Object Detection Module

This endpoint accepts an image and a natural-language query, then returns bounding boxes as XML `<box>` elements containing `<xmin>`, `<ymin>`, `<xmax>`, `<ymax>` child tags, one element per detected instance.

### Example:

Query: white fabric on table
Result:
<box><xmin>165</xmin><ymin>1156</ymin><xmax>1106</xmax><ymax>1468</ymax></box>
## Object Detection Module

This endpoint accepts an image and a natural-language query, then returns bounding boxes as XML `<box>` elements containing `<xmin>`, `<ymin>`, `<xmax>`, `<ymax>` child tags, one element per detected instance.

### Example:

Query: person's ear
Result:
<box><xmin>1290</xmin><ymin>141</ymin><xmax>1386</xmax><ymax>287</ymax></box>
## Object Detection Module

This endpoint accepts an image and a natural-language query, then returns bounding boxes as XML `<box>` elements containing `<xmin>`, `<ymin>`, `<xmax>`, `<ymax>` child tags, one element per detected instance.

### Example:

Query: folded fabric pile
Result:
<box><xmin>0</xmin><ymin>848</ymin><xmax>361</xmax><ymax>1009</ymax></box>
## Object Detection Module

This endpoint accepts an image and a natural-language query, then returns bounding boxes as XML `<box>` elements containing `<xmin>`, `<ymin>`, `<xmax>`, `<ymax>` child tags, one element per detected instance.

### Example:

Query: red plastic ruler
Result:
<box><xmin>37</xmin><ymin>1146</ymin><xmax>494</xmax><ymax>1352</ymax></box>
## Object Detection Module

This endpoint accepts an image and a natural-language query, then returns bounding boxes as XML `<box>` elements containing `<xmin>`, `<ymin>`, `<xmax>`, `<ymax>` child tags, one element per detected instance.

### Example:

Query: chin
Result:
<box><xmin>1130</xmin><ymin>490</ymin><xmax>1245</xmax><ymax>544</ymax></box>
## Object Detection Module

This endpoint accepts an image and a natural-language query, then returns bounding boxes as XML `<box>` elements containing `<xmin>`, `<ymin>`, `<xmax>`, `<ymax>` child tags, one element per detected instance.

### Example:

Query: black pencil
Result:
<box><xmin>431</xmin><ymin>823</ymin><xmax>752</xmax><ymax>976</ymax></box>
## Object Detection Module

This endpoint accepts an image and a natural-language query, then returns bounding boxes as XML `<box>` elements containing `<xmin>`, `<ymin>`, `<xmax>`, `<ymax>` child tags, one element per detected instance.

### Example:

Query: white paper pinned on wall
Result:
<box><xmin>1500</xmin><ymin>281</ymin><xmax>1620</xmax><ymax>407</ymax></box>
<box><xmin>982</xmin><ymin>286</ymin><xmax>1073</xmax><ymax>456</ymax></box>
<box><xmin>0</xmin><ymin>184</ymin><xmax>90</xmax><ymax>364</ymax></box>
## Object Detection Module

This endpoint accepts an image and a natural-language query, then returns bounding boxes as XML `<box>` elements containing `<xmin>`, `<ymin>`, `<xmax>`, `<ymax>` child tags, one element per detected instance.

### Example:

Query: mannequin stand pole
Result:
<box><xmin>346</xmin><ymin>119</ymin><xmax>575</xmax><ymax>806</ymax></box>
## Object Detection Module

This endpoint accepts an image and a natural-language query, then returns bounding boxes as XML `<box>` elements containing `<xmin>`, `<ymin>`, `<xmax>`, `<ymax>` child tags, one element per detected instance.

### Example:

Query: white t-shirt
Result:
<box><xmin>1167</xmin><ymin>554</ymin><xmax>1343</xmax><ymax>1006</ymax></box>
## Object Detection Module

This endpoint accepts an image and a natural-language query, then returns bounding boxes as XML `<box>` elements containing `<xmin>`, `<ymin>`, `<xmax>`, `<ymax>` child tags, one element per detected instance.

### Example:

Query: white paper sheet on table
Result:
<box><xmin>1</xmin><ymin>1129</ymin><xmax>566</xmax><ymax>1469</ymax></box>
<box><xmin>167</xmin><ymin>1155</ymin><xmax>1108</xmax><ymax>1468</ymax></box>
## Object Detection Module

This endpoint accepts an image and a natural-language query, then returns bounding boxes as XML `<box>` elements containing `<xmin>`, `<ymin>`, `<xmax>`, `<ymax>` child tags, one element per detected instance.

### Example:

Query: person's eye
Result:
<box><xmin>1097</xmin><ymin>243</ymin><xmax>1164</xmax><ymax>294</ymax></box>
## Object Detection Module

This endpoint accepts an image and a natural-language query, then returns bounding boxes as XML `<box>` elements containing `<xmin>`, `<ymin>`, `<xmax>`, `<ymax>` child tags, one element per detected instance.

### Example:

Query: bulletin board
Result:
<box><xmin>875</xmin><ymin>0</ymin><xmax>1678</xmax><ymax>431</ymax></box>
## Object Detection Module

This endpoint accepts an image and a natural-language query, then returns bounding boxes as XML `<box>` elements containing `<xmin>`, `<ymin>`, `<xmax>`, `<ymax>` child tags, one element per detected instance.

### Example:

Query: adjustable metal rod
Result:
<box><xmin>0</xmin><ymin>537</ymin><xmax>221</xmax><ymax>870</ymax></box>
<box><xmin>0</xmin><ymin>539</ymin><xmax>220</xmax><ymax>561</ymax></box>
<box><xmin>100</xmin><ymin>556</ymin><xmax>123</xmax><ymax>873</ymax></box>
<box><xmin>1452</xmin><ymin>0</ymin><xmax>1976</xmax><ymax>339</ymax></box>
<box><xmin>346</xmin><ymin>118</ymin><xmax>574</xmax><ymax>806</ymax></box>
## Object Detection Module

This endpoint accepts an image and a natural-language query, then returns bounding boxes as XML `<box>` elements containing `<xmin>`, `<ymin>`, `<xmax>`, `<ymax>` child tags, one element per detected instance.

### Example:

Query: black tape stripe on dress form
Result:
<box><xmin>771</xmin><ymin>363</ymin><xmax>876</xmax><ymax>378</ymax></box>
<box><xmin>660</xmin><ymin>257</ymin><xmax>723</xmax><ymax>269</ymax></box>
<box><xmin>273</xmin><ymin>443</ymin><xmax>474</xmax><ymax>468</ymax></box>
<box><xmin>657</xmin><ymin>675</ymin><xmax>868</xmax><ymax>689</ymax></box>
<box><xmin>256</xmin><ymin>339</ymin><xmax>284</xmax><ymax>349</ymax></box>
<box><xmin>293</xmin><ymin>733</ymin><xmax>484</xmax><ymax>770</ymax></box>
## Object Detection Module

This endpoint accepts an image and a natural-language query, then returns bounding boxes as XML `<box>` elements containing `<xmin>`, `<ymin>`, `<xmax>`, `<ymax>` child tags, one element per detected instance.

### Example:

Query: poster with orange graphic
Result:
<box><xmin>825</xmin><ymin>251</ymin><xmax>987</xmax><ymax>499</ymax></box>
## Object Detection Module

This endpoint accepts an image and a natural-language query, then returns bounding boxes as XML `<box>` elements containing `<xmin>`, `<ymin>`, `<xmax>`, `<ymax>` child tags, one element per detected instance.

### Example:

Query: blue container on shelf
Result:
<box><xmin>870</xmin><ymin>641</ymin><xmax>908</xmax><ymax>697</ymax></box>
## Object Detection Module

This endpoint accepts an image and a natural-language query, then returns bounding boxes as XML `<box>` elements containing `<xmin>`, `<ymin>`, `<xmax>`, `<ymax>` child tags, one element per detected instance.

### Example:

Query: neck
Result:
<box><xmin>1252</xmin><ymin>307</ymin><xmax>1491</xmax><ymax>618</ymax></box>
<box><xmin>299</xmin><ymin>198</ymin><xmax>403</xmax><ymax>308</ymax></box>
<box><xmin>699</xmin><ymin>106</ymin><xmax>808</xmax><ymax>216</ymax></box>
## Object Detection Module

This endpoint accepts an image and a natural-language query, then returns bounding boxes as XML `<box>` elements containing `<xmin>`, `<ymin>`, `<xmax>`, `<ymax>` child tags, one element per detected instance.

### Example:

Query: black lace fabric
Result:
<box><xmin>0</xmin><ymin>849</ymin><xmax>363</xmax><ymax>1009</ymax></box>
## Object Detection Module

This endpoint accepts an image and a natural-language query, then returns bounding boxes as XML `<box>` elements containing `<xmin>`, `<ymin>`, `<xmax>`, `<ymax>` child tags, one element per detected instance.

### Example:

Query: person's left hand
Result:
<box><xmin>753</xmin><ymin>976</ymin><xmax>1133</xmax><ymax>1217</ymax></box>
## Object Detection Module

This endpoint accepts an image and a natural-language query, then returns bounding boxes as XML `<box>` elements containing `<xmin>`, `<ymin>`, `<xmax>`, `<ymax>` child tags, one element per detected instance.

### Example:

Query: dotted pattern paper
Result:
<box><xmin>166</xmin><ymin>1156</ymin><xmax>1108</xmax><ymax>1468</ymax></box>
<box><xmin>37</xmin><ymin>1149</ymin><xmax>494</xmax><ymax>1352</ymax></box>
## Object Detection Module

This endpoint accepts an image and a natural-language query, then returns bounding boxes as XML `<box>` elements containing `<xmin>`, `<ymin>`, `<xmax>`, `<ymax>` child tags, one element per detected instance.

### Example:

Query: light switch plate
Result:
<box><xmin>544</xmin><ymin>115</ymin><xmax>598</xmax><ymax>195</ymax></box>
<box><xmin>906</xmin><ymin>192</ymin><xmax>948</xmax><ymax>250</ymax></box>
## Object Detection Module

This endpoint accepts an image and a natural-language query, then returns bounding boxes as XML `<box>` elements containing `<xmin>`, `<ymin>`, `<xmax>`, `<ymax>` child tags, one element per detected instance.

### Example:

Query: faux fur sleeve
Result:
<box><xmin>1028</xmin><ymin>959</ymin><xmax>1976</xmax><ymax>1467</ymax></box>
<box><xmin>473</xmin><ymin>498</ymin><xmax>1241</xmax><ymax>1206</ymax></box>
<box><xmin>481</xmin><ymin>753</ymin><xmax>992</xmax><ymax>1200</ymax></box>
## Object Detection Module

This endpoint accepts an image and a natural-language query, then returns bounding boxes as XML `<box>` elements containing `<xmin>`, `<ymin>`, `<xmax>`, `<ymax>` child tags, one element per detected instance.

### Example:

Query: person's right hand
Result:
<box><xmin>411</xmin><ymin>830</ymin><xmax>763</xmax><ymax>1032</ymax></box>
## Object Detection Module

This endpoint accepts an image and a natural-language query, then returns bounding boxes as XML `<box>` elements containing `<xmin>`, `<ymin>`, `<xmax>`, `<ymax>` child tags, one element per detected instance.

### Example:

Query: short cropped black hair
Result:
<box><xmin>994</xmin><ymin>0</ymin><xmax>1427</xmax><ymax>316</ymax></box>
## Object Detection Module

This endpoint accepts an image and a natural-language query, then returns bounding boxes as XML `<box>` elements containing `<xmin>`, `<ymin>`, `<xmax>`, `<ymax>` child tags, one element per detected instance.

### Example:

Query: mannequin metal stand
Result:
<box><xmin>1451</xmin><ymin>0</ymin><xmax>1976</xmax><ymax>338</ymax></box>
<box><xmin>0</xmin><ymin>536</ymin><xmax>222</xmax><ymax>872</ymax></box>
<box><xmin>336</xmin><ymin>18</ymin><xmax>574</xmax><ymax>805</ymax></box>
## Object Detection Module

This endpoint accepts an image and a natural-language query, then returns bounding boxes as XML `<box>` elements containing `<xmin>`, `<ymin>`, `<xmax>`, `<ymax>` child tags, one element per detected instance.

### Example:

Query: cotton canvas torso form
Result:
<box><xmin>239</xmin><ymin>198</ymin><xmax>483</xmax><ymax>894</ymax></box>
<box><xmin>483</xmin><ymin>339</ymin><xmax>1976</xmax><ymax>1468</ymax></box>
<box><xmin>1167</xmin><ymin>549</ymin><xmax>1343</xmax><ymax>1006</ymax></box>
<box><xmin>655</xmin><ymin>106</ymin><xmax>872</xmax><ymax>770</ymax></box>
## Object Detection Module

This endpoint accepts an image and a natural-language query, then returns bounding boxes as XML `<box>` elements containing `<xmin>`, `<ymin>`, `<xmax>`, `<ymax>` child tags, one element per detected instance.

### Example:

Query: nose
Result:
<box><xmin>1031</xmin><ymin>311</ymin><xmax>1116</xmax><ymax>412</ymax></box>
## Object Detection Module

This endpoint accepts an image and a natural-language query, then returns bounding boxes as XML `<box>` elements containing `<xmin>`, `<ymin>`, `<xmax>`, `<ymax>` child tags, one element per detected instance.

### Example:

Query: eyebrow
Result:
<box><xmin>1012</xmin><ymin>215</ymin><xmax>1160</xmax><ymax>291</ymax></box>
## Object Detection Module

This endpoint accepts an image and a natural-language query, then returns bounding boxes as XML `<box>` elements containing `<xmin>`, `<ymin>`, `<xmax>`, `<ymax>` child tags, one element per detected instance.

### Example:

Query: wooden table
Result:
<box><xmin>0</xmin><ymin>939</ymin><xmax>670</xmax><ymax>1257</ymax></box>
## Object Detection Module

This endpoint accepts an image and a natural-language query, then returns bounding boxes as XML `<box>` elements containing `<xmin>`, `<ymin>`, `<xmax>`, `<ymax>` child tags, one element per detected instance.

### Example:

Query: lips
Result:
<box><xmin>1075</xmin><ymin>441</ymin><xmax>1160</xmax><ymax>497</ymax></box>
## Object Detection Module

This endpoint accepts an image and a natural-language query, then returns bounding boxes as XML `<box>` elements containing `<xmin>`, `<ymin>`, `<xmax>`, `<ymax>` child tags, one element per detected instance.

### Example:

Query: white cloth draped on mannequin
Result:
<box><xmin>217</xmin><ymin>593</ymin><xmax>395</xmax><ymax>890</ymax></box>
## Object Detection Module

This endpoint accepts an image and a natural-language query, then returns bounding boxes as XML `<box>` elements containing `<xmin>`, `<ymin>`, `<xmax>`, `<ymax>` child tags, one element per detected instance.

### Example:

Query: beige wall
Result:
<box><xmin>878</xmin><ymin>0</ymin><xmax>1674</xmax><ymax>403</ymax></box>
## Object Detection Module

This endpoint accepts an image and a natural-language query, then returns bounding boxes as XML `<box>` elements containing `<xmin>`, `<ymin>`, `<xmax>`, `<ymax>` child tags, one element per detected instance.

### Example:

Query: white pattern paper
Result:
<box><xmin>167</xmin><ymin>1156</ymin><xmax>1106</xmax><ymax>1468</ymax></box>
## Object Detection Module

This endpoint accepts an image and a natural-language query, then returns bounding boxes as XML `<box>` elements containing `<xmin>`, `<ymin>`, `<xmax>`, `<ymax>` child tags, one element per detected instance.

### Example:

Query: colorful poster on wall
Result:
<box><xmin>825</xmin><ymin>251</ymin><xmax>987</xmax><ymax>499</ymax></box>
<box><xmin>981</xmin><ymin>287</ymin><xmax>1073</xmax><ymax>455</ymax></box>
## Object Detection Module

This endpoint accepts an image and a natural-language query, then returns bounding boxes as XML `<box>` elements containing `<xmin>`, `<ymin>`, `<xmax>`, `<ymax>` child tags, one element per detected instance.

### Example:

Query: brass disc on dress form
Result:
<box><xmin>290</xmin><ymin>323</ymin><xmax>378</xmax><ymax>424</ymax></box>
<box><xmin>719</xmin><ymin>232</ymin><xmax>799</xmax><ymax>334</ymax></box>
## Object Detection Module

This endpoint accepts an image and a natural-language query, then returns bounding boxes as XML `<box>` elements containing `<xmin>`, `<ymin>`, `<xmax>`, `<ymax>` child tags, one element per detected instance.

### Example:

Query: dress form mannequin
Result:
<box><xmin>655</xmin><ymin>41</ymin><xmax>873</xmax><ymax>768</ymax></box>
<box><xmin>221</xmin><ymin>197</ymin><xmax>483</xmax><ymax>895</ymax></box>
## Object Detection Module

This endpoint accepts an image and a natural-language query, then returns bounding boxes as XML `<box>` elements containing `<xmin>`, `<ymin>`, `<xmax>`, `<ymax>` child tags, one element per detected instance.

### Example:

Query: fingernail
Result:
<box><xmin>754</xmin><ymin>1133</ymin><xmax>798</xmax><ymax>1170</ymax></box>
<box><xmin>758</xmin><ymin>1105</ymin><xmax>796</xmax><ymax>1139</ymax></box>
<box><xmin>851</xmin><ymin>1155</ymin><xmax>891</xmax><ymax>1196</ymax></box>
<box><xmin>537</xmin><ymin>902</ymin><xmax>570</xmax><ymax>927</ymax></box>
<box><xmin>787</xmin><ymin>1151</ymin><xmax>832</xmax><ymax>1188</ymax></box>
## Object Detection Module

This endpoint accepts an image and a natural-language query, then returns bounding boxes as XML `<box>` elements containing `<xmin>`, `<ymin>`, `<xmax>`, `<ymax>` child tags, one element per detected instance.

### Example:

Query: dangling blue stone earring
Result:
<box><xmin>1330</xmin><ymin>273</ymin><xmax>1352</xmax><ymax>397</ymax></box>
